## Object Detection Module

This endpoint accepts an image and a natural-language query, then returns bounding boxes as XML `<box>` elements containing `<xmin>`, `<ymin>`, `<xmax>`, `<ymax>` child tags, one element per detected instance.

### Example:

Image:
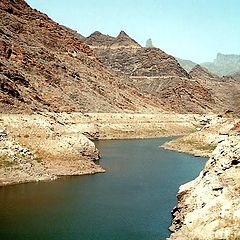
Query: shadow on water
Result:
<box><xmin>0</xmin><ymin>137</ymin><xmax>207</xmax><ymax>240</ymax></box>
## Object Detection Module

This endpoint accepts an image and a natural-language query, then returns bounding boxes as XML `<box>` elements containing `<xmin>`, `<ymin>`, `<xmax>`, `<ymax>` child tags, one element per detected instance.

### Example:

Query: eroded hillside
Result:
<box><xmin>0</xmin><ymin>0</ymin><xmax>166</xmax><ymax>113</ymax></box>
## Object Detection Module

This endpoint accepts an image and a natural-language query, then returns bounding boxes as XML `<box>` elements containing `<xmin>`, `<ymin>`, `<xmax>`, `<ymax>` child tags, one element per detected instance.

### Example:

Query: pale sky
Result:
<box><xmin>26</xmin><ymin>0</ymin><xmax>240</xmax><ymax>63</ymax></box>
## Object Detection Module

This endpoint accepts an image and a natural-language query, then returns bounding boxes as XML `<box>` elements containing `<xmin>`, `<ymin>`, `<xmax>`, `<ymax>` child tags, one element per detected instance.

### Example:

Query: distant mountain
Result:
<box><xmin>189</xmin><ymin>64</ymin><xmax>219</xmax><ymax>80</ymax></box>
<box><xmin>201</xmin><ymin>53</ymin><xmax>240</xmax><ymax>76</ymax></box>
<box><xmin>177</xmin><ymin>53</ymin><xmax>240</xmax><ymax>77</ymax></box>
<box><xmin>176</xmin><ymin>58</ymin><xmax>197</xmax><ymax>72</ymax></box>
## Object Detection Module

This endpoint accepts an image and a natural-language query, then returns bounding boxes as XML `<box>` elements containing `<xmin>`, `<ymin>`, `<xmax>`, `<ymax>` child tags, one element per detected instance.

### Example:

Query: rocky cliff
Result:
<box><xmin>168</xmin><ymin>132</ymin><xmax>240</xmax><ymax>239</ymax></box>
<box><xmin>202</xmin><ymin>53</ymin><xmax>240</xmax><ymax>76</ymax></box>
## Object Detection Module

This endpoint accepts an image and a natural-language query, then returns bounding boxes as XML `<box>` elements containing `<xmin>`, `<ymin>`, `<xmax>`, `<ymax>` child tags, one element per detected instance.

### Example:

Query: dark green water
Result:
<box><xmin>0</xmin><ymin>137</ymin><xmax>207</xmax><ymax>240</ymax></box>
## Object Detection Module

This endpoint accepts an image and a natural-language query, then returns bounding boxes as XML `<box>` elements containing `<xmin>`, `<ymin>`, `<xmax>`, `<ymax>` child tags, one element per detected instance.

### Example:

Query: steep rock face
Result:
<box><xmin>0</xmin><ymin>0</ymin><xmax>165</xmax><ymax>113</ymax></box>
<box><xmin>201</xmin><ymin>53</ymin><xmax>240</xmax><ymax>76</ymax></box>
<box><xmin>168</xmin><ymin>132</ymin><xmax>240</xmax><ymax>240</ymax></box>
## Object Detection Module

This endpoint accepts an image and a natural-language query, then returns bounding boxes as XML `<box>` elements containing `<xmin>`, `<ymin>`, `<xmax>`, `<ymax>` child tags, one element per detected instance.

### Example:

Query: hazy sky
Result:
<box><xmin>26</xmin><ymin>0</ymin><xmax>240</xmax><ymax>63</ymax></box>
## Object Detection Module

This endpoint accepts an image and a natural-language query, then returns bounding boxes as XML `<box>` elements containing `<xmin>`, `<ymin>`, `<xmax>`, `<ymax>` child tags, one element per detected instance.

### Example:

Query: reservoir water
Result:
<box><xmin>0</xmin><ymin>137</ymin><xmax>207</xmax><ymax>240</ymax></box>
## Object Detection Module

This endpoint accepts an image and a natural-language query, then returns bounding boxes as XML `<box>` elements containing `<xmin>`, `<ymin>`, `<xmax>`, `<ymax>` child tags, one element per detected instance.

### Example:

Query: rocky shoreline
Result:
<box><xmin>1</xmin><ymin>112</ymin><xmax>239</xmax><ymax>239</ymax></box>
<box><xmin>167</xmin><ymin>118</ymin><xmax>240</xmax><ymax>240</ymax></box>
<box><xmin>0</xmin><ymin>112</ymin><xmax>200</xmax><ymax>186</ymax></box>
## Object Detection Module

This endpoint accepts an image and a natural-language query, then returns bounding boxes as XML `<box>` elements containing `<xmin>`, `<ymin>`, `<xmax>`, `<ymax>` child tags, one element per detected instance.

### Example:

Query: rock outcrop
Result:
<box><xmin>0</xmin><ymin>113</ymin><xmax>105</xmax><ymax>186</ymax></box>
<box><xmin>168</xmin><ymin>120</ymin><xmax>240</xmax><ymax>240</ymax></box>
<box><xmin>202</xmin><ymin>53</ymin><xmax>240</xmax><ymax>76</ymax></box>
<box><xmin>145</xmin><ymin>38</ymin><xmax>154</xmax><ymax>48</ymax></box>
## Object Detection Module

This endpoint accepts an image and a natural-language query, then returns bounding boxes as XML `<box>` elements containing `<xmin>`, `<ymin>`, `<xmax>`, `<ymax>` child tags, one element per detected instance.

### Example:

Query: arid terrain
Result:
<box><xmin>0</xmin><ymin>112</ymin><xmax>199</xmax><ymax>186</ymax></box>
<box><xmin>0</xmin><ymin>0</ymin><xmax>240</xmax><ymax>239</ymax></box>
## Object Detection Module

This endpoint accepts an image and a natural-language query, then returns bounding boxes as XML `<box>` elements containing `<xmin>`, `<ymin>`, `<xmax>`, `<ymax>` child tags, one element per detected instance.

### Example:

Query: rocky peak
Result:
<box><xmin>145</xmin><ymin>38</ymin><xmax>154</xmax><ymax>48</ymax></box>
<box><xmin>84</xmin><ymin>31</ymin><xmax>115</xmax><ymax>47</ymax></box>
<box><xmin>189</xmin><ymin>64</ymin><xmax>218</xmax><ymax>80</ymax></box>
<box><xmin>111</xmin><ymin>30</ymin><xmax>141</xmax><ymax>48</ymax></box>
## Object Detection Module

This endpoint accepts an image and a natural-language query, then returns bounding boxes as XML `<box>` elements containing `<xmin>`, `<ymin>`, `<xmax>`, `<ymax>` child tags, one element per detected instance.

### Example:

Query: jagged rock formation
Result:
<box><xmin>178</xmin><ymin>53</ymin><xmax>240</xmax><ymax>77</ymax></box>
<box><xmin>85</xmin><ymin>31</ymin><xmax>189</xmax><ymax>78</ymax></box>
<box><xmin>0</xmin><ymin>0</ymin><xmax>165</xmax><ymax>113</ymax></box>
<box><xmin>145</xmin><ymin>38</ymin><xmax>154</xmax><ymax>48</ymax></box>
<box><xmin>84</xmin><ymin>30</ymin><xmax>240</xmax><ymax>114</ymax></box>
<box><xmin>85</xmin><ymin>30</ymin><xmax>141</xmax><ymax>49</ymax></box>
<box><xmin>202</xmin><ymin>53</ymin><xmax>240</xmax><ymax>76</ymax></box>
<box><xmin>168</xmin><ymin>131</ymin><xmax>240</xmax><ymax>239</ymax></box>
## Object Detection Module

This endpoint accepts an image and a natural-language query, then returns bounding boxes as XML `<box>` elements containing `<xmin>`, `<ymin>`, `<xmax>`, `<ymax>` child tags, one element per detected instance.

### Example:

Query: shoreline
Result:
<box><xmin>1</xmin><ymin>112</ymin><xmax>239</xmax><ymax>239</ymax></box>
<box><xmin>0</xmin><ymin>112</ymin><xmax>201</xmax><ymax>187</ymax></box>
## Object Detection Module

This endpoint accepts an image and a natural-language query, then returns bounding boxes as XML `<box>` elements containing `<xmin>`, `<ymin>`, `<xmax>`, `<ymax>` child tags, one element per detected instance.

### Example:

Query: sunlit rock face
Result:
<box><xmin>168</xmin><ymin>132</ymin><xmax>240</xmax><ymax>240</ymax></box>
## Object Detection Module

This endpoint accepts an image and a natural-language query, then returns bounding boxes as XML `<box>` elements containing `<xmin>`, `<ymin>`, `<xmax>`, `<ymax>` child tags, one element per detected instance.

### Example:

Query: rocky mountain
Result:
<box><xmin>0</xmin><ymin>0</ymin><xmax>167</xmax><ymax>113</ymax></box>
<box><xmin>85</xmin><ymin>31</ymin><xmax>189</xmax><ymax>78</ymax></box>
<box><xmin>84</xmin><ymin>31</ymin><xmax>240</xmax><ymax>114</ymax></box>
<box><xmin>85</xmin><ymin>30</ymin><xmax>141</xmax><ymax>49</ymax></box>
<box><xmin>189</xmin><ymin>65</ymin><xmax>240</xmax><ymax>115</ymax></box>
<box><xmin>1</xmin><ymin>0</ymin><xmax>239</xmax><ymax>115</ymax></box>
<box><xmin>177</xmin><ymin>58</ymin><xmax>197</xmax><ymax>72</ymax></box>
<box><xmin>201</xmin><ymin>53</ymin><xmax>240</xmax><ymax>76</ymax></box>
<box><xmin>189</xmin><ymin>64</ymin><xmax>219</xmax><ymax>80</ymax></box>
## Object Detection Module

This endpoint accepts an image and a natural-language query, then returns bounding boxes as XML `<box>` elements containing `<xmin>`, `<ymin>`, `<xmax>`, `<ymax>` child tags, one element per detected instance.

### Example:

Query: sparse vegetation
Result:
<box><xmin>196</xmin><ymin>143</ymin><xmax>217</xmax><ymax>151</ymax></box>
<box><xmin>34</xmin><ymin>156</ymin><xmax>43</xmax><ymax>163</ymax></box>
<box><xmin>183</xmin><ymin>139</ymin><xmax>217</xmax><ymax>152</ymax></box>
<box><xmin>0</xmin><ymin>155</ymin><xmax>15</xmax><ymax>168</ymax></box>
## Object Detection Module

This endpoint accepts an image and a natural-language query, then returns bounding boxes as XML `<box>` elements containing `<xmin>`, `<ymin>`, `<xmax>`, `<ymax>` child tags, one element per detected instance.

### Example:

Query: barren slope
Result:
<box><xmin>0</xmin><ymin>0</ymin><xmax>166</xmax><ymax>113</ymax></box>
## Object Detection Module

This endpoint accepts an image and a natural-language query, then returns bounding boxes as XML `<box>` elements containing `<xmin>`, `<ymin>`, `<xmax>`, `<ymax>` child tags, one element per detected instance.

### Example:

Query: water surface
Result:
<box><xmin>0</xmin><ymin>137</ymin><xmax>207</xmax><ymax>240</ymax></box>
